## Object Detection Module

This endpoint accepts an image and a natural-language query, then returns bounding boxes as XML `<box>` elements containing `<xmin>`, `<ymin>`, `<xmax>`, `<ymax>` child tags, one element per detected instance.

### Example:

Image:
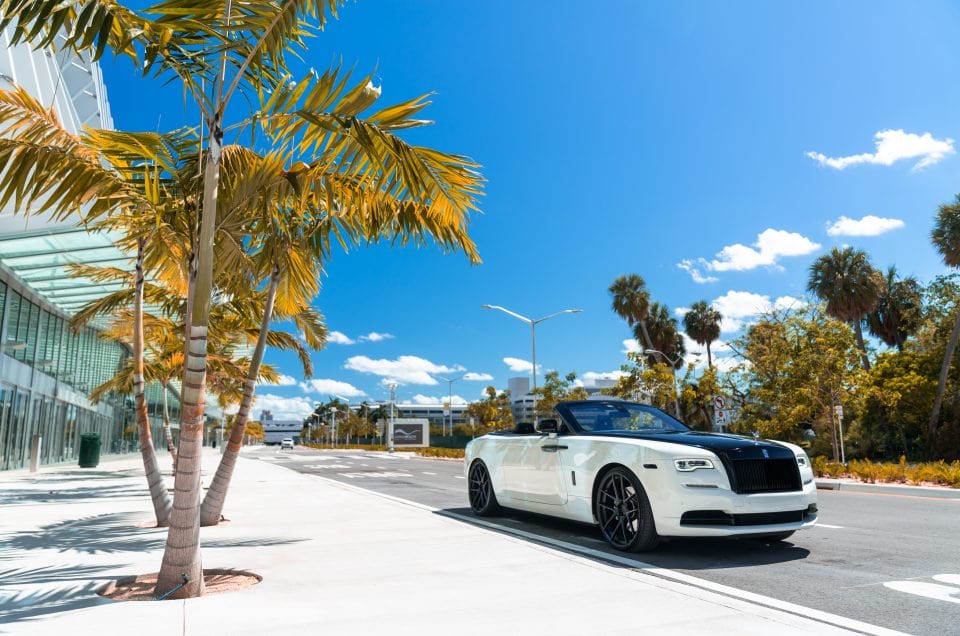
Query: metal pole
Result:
<box><xmin>531</xmin><ymin>321</ymin><xmax>538</xmax><ymax>427</ymax></box>
<box><xmin>447</xmin><ymin>379</ymin><xmax>453</xmax><ymax>436</ymax></box>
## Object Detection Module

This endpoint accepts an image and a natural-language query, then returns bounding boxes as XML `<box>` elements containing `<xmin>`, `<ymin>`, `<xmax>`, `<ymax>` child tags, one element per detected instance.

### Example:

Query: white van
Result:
<box><xmin>280</xmin><ymin>438</ymin><xmax>294</xmax><ymax>450</ymax></box>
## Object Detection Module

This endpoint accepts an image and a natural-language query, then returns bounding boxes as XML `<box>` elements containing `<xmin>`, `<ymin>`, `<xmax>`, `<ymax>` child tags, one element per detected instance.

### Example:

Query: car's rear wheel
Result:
<box><xmin>596</xmin><ymin>467</ymin><xmax>659</xmax><ymax>551</ymax></box>
<box><xmin>468</xmin><ymin>461</ymin><xmax>500</xmax><ymax>516</ymax></box>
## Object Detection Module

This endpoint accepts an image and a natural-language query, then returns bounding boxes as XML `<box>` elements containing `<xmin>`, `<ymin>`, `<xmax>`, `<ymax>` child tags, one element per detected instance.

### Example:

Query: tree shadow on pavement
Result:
<box><xmin>0</xmin><ymin>582</ymin><xmax>108</xmax><ymax>629</ymax></box>
<box><xmin>437</xmin><ymin>507</ymin><xmax>810</xmax><ymax>570</ymax></box>
<box><xmin>1</xmin><ymin>511</ymin><xmax>310</xmax><ymax>555</ymax></box>
<box><xmin>0</xmin><ymin>484</ymin><xmax>150</xmax><ymax>505</ymax></box>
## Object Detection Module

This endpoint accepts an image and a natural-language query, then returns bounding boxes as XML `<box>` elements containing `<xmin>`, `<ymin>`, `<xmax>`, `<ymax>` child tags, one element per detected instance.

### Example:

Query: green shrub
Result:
<box><xmin>813</xmin><ymin>455</ymin><xmax>960</xmax><ymax>488</ymax></box>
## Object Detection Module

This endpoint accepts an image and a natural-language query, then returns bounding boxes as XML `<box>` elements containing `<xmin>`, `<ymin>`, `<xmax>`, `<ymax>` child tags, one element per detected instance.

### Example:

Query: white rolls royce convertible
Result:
<box><xmin>464</xmin><ymin>399</ymin><xmax>818</xmax><ymax>551</ymax></box>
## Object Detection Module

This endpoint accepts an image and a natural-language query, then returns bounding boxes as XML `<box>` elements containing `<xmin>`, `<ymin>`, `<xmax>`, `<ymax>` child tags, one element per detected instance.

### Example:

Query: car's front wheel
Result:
<box><xmin>595</xmin><ymin>467</ymin><xmax>659</xmax><ymax>551</ymax></box>
<box><xmin>468</xmin><ymin>460</ymin><xmax>500</xmax><ymax>517</ymax></box>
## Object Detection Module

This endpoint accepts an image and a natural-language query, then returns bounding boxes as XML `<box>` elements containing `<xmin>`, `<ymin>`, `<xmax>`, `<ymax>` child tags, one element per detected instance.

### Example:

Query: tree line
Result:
<box><xmin>601</xmin><ymin>199</ymin><xmax>960</xmax><ymax>462</ymax></box>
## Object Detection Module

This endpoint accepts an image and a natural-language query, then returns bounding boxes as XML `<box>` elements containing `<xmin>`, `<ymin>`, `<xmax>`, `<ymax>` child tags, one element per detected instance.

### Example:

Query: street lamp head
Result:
<box><xmin>644</xmin><ymin>349</ymin><xmax>659</xmax><ymax>355</ymax></box>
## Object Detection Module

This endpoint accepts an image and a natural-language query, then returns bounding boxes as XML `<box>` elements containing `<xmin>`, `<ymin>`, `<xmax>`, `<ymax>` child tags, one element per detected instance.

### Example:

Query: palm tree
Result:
<box><xmin>0</xmin><ymin>2</ymin><xmax>483</xmax><ymax>598</ymax></box>
<box><xmin>683</xmin><ymin>301</ymin><xmax>722</xmax><ymax>368</ymax></box>
<box><xmin>609</xmin><ymin>274</ymin><xmax>654</xmax><ymax>351</ymax></box>
<box><xmin>928</xmin><ymin>195</ymin><xmax>960</xmax><ymax>455</ymax></box>
<box><xmin>866</xmin><ymin>266</ymin><xmax>921</xmax><ymax>352</ymax></box>
<box><xmin>807</xmin><ymin>247</ymin><xmax>884</xmax><ymax>371</ymax></box>
<box><xmin>642</xmin><ymin>302</ymin><xmax>685</xmax><ymax>367</ymax></box>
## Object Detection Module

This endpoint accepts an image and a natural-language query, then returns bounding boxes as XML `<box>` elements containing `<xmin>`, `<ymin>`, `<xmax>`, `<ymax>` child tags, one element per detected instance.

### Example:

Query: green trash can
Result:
<box><xmin>78</xmin><ymin>432</ymin><xmax>101</xmax><ymax>468</ymax></box>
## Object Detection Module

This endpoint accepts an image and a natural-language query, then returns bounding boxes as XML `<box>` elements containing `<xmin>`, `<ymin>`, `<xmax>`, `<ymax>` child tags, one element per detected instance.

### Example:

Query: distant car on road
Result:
<box><xmin>280</xmin><ymin>438</ymin><xmax>294</xmax><ymax>450</ymax></box>
<box><xmin>465</xmin><ymin>399</ymin><xmax>817</xmax><ymax>552</ymax></box>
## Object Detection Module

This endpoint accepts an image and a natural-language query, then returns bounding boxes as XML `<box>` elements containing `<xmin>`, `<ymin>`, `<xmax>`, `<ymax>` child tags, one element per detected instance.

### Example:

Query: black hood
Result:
<box><xmin>586</xmin><ymin>431</ymin><xmax>795</xmax><ymax>461</ymax></box>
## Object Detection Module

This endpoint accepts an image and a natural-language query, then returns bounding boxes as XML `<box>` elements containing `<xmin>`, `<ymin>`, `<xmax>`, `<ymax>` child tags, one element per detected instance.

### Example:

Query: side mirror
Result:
<box><xmin>538</xmin><ymin>418</ymin><xmax>559</xmax><ymax>434</ymax></box>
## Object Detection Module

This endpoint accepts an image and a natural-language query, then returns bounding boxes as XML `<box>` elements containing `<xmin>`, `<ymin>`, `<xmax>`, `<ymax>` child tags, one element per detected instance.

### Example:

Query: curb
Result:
<box><xmin>816</xmin><ymin>479</ymin><xmax>960</xmax><ymax>498</ymax></box>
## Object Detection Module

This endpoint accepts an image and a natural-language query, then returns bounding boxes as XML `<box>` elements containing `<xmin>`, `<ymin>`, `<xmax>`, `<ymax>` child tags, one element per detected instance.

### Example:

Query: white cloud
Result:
<box><xmin>359</xmin><ymin>332</ymin><xmax>394</xmax><ymax>343</ymax></box>
<box><xmin>826</xmin><ymin>214</ymin><xmax>905</xmax><ymax>237</ymax></box>
<box><xmin>706</xmin><ymin>229</ymin><xmax>821</xmax><ymax>272</ymax></box>
<box><xmin>463</xmin><ymin>372</ymin><xmax>494</xmax><ymax>382</ymax></box>
<box><xmin>807</xmin><ymin>129</ymin><xmax>955</xmax><ymax>171</ymax></box>
<box><xmin>249</xmin><ymin>393</ymin><xmax>316</xmax><ymax>420</ymax></box>
<box><xmin>344</xmin><ymin>355</ymin><xmax>460</xmax><ymax>385</ymax></box>
<box><xmin>675</xmin><ymin>307</ymin><xmax>690</xmax><ymax>318</ymax></box>
<box><xmin>328</xmin><ymin>331</ymin><xmax>355</xmax><ymax>345</ymax></box>
<box><xmin>710</xmin><ymin>291</ymin><xmax>807</xmax><ymax>333</ymax></box>
<box><xmin>622</xmin><ymin>339</ymin><xmax>643</xmax><ymax>355</ymax></box>
<box><xmin>678</xmin><ymin>259</ymin><xmax>719</xmax><ymax>284</ymax></box>
<box><xmin>258</xmin><ymin>374</ymin><xmax>297</xmax><ymax>387</ymax></box>
<box><xmin>503</xmin><ymin>357</ymin><xmax>540</xmax><ymax>373</ymax></box>
<box><xmin>298</xmin><ymin>379</ymin><xmax>366</xmax><ymax>397</ymax></box>
<box><xmin>411</xmin><ymin>394</ymin><xmax>467</xmax><ymax>405</ymax></box>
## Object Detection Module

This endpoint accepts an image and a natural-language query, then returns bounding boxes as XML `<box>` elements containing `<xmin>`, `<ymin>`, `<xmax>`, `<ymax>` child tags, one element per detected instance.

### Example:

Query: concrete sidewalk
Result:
<box><xmin>0</xmin><ymin>449</ymin><xmax>902</xmax><ymax>635</ymax></box>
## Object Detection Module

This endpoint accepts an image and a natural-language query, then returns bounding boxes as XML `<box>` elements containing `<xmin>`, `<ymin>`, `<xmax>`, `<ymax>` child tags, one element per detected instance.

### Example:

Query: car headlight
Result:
<box><xmin>674</xmin><ymin>458</ymin><xmax>715</xmax><ymax>471</ymax></box>
<box><xmin>796</xmin><ymin>452</ymin><xmax>810</xmax><ymax>467</ymax></box>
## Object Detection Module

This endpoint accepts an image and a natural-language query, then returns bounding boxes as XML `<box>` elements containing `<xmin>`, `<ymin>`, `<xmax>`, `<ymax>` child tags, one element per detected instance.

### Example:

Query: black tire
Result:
<box><xmin>595</xmin><ymin>467</ymin><xmax>659</xmax><ymax>551</ymax></box>
<box><xmin>468</xmin><ymin>460</ymin><xmax>501</xmax><ymax>516</ymax></box>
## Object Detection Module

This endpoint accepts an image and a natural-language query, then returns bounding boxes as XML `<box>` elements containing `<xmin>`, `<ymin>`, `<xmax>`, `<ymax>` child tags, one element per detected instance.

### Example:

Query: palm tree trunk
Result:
<box><xmin>853</xmin><ymin>320</ymin><xmax>871</xmax><ymax>371</ymax></box>
<box><xmin>200</xmin><ymin>266</ymin><xmax>280</xmax><ymax>526</ymax></box>
<box><xmin>928</xmin><ymin>308</ymin><xmax>960</xmax><ymax>458</ymax></box>
<box><xmin>162</xmin><ymin>383</ymin><xmax>177</xmax><ymax>473</ymax></box>
<box><xmin>133</xmin><ymin>237</ymin><xmax>173</xmax><ymax>526</ymax></box>
<box><xmin>637</xmin><ymin>320</ymin><xmax>654</xmax><ymax>353</ymax></box>
<box><xmin>706</xmin><ymin>341</ymin><xmax>713</xmax><ymax>369</ymax></box>
<box><xmin>155</xmin><ymin>124</ymin><xmax>223</xmax><ymax>599</ymax></box>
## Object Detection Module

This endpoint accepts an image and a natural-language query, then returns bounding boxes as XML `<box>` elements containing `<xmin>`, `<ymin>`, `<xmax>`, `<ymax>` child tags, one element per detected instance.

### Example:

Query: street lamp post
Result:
<box><xmin>387</xmin><ymin>382</ymin><xmax>397</xmax><ymax>453</ymax></box>
<box><xmin>482</xmin><ymin>304</ymin><xmax>583</xmax><ymax>426</ymax></box>
<box><xmin>436</xmin><ymin>375</ymin><xmax>463</xmax><ymax>436</ymax></box>
<box><xmin>644</xmin><ymin>349</ymin><xmax>682</xmax><ymax>418</ymax></box>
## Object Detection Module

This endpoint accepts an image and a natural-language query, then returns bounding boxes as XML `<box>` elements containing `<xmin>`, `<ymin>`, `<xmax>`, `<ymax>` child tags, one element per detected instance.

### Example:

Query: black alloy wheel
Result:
<box><xmin>468</xmin><ymin>461</ymin><xmax>500</xmax><ymax>516</ymax></box>
<box><xmin>595</xmin><ymin>467</ymin><xmax>659</xmax><ymax>551</ymax></box>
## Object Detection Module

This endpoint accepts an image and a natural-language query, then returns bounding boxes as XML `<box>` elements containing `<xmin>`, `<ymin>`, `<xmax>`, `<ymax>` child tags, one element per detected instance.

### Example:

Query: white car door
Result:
<box><xmin>514</xmin><ymin>435</ymin><xmax>568</xmax><ymax>505</ymax></box>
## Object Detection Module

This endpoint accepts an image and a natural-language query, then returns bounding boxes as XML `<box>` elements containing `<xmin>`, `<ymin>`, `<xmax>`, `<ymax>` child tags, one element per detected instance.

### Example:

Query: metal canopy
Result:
<box><xmin>0</xmin><ymin>225</ymin><xmax>133</xmax><ymax>314</ymax></box>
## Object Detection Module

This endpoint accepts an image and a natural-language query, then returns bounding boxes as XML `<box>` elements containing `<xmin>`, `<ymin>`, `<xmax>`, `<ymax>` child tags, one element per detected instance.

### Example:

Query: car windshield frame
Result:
<box><xmin>555</xmin><ymin>401</ymin><xmax>691</xmax><ymax>434</ymax></box>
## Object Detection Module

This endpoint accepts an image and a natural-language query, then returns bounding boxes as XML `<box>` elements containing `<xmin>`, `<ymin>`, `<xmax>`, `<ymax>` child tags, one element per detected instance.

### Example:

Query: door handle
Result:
<box><xmin>541</xmin><ymin>445</ymin><xmax>568</xmax><ymax>452</ymax></box>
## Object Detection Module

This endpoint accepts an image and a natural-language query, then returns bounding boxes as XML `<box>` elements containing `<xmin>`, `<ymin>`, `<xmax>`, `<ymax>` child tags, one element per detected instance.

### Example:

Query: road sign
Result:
<box><xmin>713</xmin><ymin>395</ymin><xmax>726</xmax><ymax>410</ymax></box>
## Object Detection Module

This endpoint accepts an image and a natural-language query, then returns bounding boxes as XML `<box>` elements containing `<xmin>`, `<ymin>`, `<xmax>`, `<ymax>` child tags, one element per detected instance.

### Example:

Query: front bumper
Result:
<box><xmin>652</xmin><ymin>480</ymin><xmax>819</xmax><ymax>537</ymax></box>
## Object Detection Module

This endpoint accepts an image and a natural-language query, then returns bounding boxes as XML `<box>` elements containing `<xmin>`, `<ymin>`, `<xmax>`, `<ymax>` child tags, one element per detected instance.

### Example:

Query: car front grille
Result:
<box><xmin>680</xmin><ymin>504</ymin><xmax>817</xmax><ymax>527</ymax></box>
<box><xmin>729</xmin><ymin>458</ymin><xmax>802</xmax><ymax>494</ymax></box>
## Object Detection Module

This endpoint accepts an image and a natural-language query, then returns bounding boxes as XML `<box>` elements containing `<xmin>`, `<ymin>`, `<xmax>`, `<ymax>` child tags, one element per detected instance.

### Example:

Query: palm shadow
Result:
<box><xmin>436</xmin><ymin>506</ymin><xmax>811</xmax><ymax>570</ymax></box>
<box><xmin>0</xmin><ymin>484</ymin><xmax>152</xmax><ymax>505</ymax></box>
<box><xmin>1</xmin><ymin>511</ymin><xmax>310</xmax><ymax>555</ymax></box>
<box><xmin>0</xmin><ymin>583</ymin><xmax>108</xmax><ymax>629</ymax></box>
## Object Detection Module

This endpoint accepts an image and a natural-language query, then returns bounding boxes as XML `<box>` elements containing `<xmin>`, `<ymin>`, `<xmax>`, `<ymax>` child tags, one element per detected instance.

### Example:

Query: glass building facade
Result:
<box><xmin>0</xmin><ymin>28</ymin><xmax>181</xmax><ymax>471</ymax></box>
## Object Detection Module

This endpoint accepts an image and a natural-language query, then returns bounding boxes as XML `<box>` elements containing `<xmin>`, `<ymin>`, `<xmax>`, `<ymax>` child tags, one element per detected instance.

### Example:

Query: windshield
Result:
<box><xmin>564</xmin><ymin>402</ymin><xmax>690</xmax><ymax>433</ymax></box>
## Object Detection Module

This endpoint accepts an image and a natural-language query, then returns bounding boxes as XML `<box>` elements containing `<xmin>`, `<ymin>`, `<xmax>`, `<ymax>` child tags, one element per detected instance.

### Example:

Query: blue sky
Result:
<box><xmin>103</xmin><ymin>1</ymin><xmax>960</xmax><ymax>418</ymax></box>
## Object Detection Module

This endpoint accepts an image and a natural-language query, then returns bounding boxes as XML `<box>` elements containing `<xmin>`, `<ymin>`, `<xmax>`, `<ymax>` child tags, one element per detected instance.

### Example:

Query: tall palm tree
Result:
<box><xmin>807</xmin><ymin>247</ymin><xmax>884</xmax><ymax>371</ymax></box>
<box><xmin>0</xmin><ymin>1</ymin><xmax>483</xmax><ymax>598</ymax></box>
<box><xmin>609</xmin><ymin>274</ymin><xmax>654</xmax><ymax>351</ymax></box>
<box><xmin>928</xmin><ymin>195</ymin><xmax>960</xmax><ymax>455</ymax></box>
<box><xmin>683</xmin><ymin>300</ymin><xmax>722</xmax><ymax>368</ymax></box>
<box><xmin>642</xmin><ymin>302</ymin><xmax>685</xmax><ymax>367</ymax></box>
<box><xmin>866</xmin><ymin>266</ymin><xmax>922</xmax><ymax>352</ymax></box>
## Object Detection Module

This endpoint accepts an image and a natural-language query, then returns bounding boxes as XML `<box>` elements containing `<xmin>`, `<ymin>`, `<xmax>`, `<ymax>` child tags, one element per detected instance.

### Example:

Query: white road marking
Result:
<box><xmin>934</xmin><ymin>574</ymin><xmax>960</xmax><ymax>585</ymax></box>
<box><xmin>337</xmin><ymin>471</ymin><xmax>413</xmax><ymax>479</ymax></box>
<box><xmin>303</xmin><ymin>474</ymin><xmax>905</xmax><ymax>636</ymax></box>
<box><xmin>883</xmin><ymin>579</ymin><xmax>960</xmax><ymax>605</ymax></box>
<box><xmin>453</xmin><ymin>476</ymin><xmax>465</xmax><ymax>480</ymax></box>
<box><xmin>422</xmin><ymin>472</ymin><xmax>436</xmax><ymax>475</ymax></box>
<box><xmin>304</xmin><ymin>464</ymin><xmax>353</xmax><ymax>470</ymax></box>
<box><xmin>817</xmin><ymin>524</ymin><xmax>844</xmax><ymax>529</ymax></box>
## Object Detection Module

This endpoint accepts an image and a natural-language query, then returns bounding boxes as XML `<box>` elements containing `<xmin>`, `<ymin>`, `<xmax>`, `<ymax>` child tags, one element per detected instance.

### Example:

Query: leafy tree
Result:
<box><xmin>859</xmin><ymin>351</ymin><xmax>937</xmax><ymax>458</ymax></box>
<box><xmin>463</xmin><ymin>387</ymin><xmax>514</xmax><ymax>434</ymax></box>
<box><xmin>807</xmin><ymin>246</ymin><xmax>884</xmax><ymax>371</ymax></box>
<box><xmin>604</xmin><ymin>353</ymin><xmax>678</xmax><ymax>413</ymax></box>
<box><xmin>729</xmin><ymin>306</ymin><xmax>864</xmax><ymax>459</ymax></box>
<box><xmin>683</xmin><ymin>300</ymin><xmax>722</xmax><ymax>368</ymax></box>
<box><xmin>609</xmin><ymin>274</ymin><xmax>654</xmax><ymax>351</ymax></box>
<box><xmin>929</xmin><ymin>197</ymin><xmax>960</xmax><ymax>455</ymax></box>
<box><xmin>866</xmin><ymin>266</ymin><xmax>922</xmax><ymax>352</ymax></box>
<box><xmin>534</xmin><ymin>371</ymin><xmax>588</xmax><ymax>418</ymax></box>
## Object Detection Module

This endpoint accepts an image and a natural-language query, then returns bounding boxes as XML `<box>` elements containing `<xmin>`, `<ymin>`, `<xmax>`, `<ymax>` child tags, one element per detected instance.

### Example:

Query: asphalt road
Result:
<box><xmin>251</xmin><ymin>446</ymin><xmax>960</xmax><ymax>636</ymax></box>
